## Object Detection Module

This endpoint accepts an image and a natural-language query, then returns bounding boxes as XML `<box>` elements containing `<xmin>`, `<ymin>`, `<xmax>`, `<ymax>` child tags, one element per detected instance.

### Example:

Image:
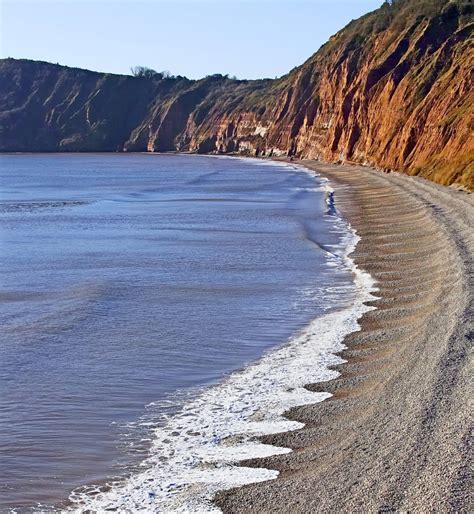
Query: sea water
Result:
<box><xmin>0</xmin><ymin>154</ymin><xmax>374</xmax><ymax>511</ymax></box>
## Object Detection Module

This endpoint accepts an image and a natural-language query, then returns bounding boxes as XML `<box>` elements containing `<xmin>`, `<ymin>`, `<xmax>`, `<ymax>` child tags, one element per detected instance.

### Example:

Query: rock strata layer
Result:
<box><xmin>0</xmin><ymin>0</ymin><xmax>473</xmax><ymax>189</ymax></box>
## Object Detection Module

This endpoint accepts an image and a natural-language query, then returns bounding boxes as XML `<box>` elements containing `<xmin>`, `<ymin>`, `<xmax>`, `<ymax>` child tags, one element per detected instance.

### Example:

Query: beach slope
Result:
<box><xmin>215</xmin><ymin>161</ymin><xmax>473</xmax><ymax>512</ymax></box>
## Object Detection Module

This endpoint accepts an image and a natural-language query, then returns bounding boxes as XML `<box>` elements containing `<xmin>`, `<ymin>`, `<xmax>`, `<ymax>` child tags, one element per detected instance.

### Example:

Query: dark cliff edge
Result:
<box><xmin>1</xmin><ymin>0</ymin><xmax>472</xmax><ymax>189</ymax></box>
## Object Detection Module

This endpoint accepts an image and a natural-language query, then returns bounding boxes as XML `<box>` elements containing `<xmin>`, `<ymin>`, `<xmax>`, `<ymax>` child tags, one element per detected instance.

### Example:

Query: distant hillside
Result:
<box><xmin>1</xmin><ymin>0</ymin><xmax>472</xmax><ymax>189</ymax></box>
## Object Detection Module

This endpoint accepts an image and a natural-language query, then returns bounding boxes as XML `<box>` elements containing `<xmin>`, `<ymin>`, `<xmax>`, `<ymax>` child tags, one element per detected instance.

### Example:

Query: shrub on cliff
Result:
<box><xmin>130</xmin><ymin>66</ymin><xmax>168</xmax><ymax>80</ymax></box>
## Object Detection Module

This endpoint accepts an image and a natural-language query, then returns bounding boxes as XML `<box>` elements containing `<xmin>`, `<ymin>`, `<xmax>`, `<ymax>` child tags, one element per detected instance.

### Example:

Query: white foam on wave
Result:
<box><xmin>68</xmin><ymin>160</ymin><xmax>378</xmax><ymax>513</ymax></box>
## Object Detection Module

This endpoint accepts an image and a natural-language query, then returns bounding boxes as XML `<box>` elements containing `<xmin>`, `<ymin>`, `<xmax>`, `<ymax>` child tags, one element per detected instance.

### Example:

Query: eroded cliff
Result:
<box><xmin>0</xmin><ymin>0</ymin><xmax>472</xmax><ymax>188</ymax></box>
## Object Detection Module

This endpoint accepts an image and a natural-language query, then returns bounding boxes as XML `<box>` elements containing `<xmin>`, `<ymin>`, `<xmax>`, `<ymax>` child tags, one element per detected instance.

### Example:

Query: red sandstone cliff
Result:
<box><xmin>182</xmin><ymin>0</ymin><xmax>473</xmax><ymax>188</ymax></box>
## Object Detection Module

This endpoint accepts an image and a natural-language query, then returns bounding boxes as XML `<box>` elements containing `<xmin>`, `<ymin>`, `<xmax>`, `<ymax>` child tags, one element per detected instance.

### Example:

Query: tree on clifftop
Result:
<box><xmin>130</xmin><ymin>66</ymin><xmax>177</xmax><ymax>80</ymax></box>
<box><xmin>130</xmin><ymin>66</ymin><xmax>162</xmax><ymax>79</ymax></box>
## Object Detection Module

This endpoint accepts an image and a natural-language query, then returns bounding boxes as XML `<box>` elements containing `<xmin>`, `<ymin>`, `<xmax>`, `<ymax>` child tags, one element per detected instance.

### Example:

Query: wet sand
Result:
<box><xmin>215</xmin><ymin>161</ymin><xmax>473</xmax><ymax>512</ymax></box>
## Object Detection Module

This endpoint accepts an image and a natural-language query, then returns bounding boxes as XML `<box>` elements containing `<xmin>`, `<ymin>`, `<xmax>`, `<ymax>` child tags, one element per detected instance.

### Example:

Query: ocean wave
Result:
<box><xmin>68</xmin><ymin>164</ymin><xmax>378</xmax><ymax>512</ymax></box>
<box><xmin>0</xmin><ymin>200</ymin><xmax>90</xmax><ymax>214</ymax></box>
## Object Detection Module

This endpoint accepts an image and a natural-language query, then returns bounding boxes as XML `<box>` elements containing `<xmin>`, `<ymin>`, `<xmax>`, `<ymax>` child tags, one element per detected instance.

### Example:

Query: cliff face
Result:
<box><xmin>0</xmin><ymin>0</ymin><xmax>472</xmax><ymax>189</ymax></box>
<box><xmin>261</xmin><ymin>0</ymin><xmax>474</xmax><ymax>188</ymax></box>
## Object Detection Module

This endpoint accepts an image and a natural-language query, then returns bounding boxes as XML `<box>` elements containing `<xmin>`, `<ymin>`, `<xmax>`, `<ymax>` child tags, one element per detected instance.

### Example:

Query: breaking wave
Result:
<box><xmin>68</xmin><ymin>162</ymin><xmax>377</xmax><ymax>513</ymax></box>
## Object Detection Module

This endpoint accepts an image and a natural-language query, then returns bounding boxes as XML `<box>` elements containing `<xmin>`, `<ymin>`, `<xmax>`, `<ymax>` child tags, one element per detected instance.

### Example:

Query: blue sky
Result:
<box><xmin>1</xmin><ymin>0</ymin><xmax>382</xmax><ymax>79</ymax></box>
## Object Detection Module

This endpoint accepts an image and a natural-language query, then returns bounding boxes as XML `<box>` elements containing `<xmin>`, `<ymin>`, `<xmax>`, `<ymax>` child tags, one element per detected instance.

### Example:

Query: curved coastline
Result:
<box><xmin>63</xmin><ymin>157</ymin><xmax>473</xmax><ymax>512</ymax></box>
<box><xmin>66</xmin><ymin>158</ymin><xmax>376</xmax><ymax>512</ymax></box>
<box><xmin>215</xmin><ymin>160</ymin><xmax>473</xmax><ymax>513</ymax></box>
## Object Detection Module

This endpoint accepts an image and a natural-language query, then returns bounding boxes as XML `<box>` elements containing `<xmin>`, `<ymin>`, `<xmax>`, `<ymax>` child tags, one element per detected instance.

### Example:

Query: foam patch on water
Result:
<box><xmin>68</xmin><ymin>161</ymin><xmax>378</xmax><ymax>513</ymax></box>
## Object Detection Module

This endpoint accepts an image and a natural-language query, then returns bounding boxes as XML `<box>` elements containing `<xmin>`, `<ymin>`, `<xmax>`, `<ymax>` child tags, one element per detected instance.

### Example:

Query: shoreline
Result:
<box><xmin>60</xmin><ymin>156</ymin><xmax>371</xmax><ymax>511</ymax></box>
<box><xmin>215</xmin><ymin>160</ymin><xmax>473</xmax><ymax>512</ymax></box>
<box><xmin>4</xmin><ymin>155</ymin><xmax>471</xmax><ymax>510</ymax></box>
